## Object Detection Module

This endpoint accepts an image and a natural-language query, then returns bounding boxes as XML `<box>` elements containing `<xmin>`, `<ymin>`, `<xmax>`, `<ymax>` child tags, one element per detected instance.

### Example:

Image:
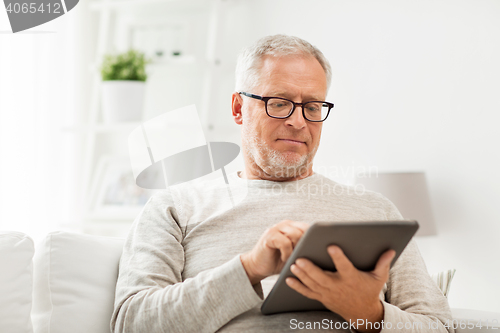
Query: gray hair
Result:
<box><xmin>234</xmin><ymin>34</ymin><xmax>332</xmax><ymax>93</ymax></box>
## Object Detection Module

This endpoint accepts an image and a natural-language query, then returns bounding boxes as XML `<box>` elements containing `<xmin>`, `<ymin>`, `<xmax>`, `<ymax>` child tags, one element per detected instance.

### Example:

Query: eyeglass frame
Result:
<box><xmin>238</xmin><ymin>92</ymin><xmax>334</xmax><ymax>122</ymax></box>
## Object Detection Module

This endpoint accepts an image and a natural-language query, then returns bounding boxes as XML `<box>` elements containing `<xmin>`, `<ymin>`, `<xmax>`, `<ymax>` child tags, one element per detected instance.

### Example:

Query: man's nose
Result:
<box><xmin>284</xmin><ymin>105</ymin><xmax>307</xmax><ymax>128</ymax></box>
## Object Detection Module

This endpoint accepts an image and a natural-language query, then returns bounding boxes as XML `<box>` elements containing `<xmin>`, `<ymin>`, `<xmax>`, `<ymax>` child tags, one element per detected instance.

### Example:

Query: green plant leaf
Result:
<box><xmin>101</xmin><ymin>49</ymin><xmax>150</xmax><ymax>81</ymax></box>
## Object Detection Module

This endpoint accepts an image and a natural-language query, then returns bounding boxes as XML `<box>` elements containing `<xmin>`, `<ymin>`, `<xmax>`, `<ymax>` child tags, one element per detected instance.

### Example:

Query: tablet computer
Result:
<box><xmin>261</xmin><ymin>220</ymin><xmax>419</xmax><ymax>315</ymax></box>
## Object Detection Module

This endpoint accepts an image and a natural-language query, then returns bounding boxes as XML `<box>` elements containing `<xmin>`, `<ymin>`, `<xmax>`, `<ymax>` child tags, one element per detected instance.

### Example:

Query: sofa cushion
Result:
<box><xmin>0</xmin><ymin>231</ymin><xmax>34</xmax><ymax>333</ymax></box>
<box><xmin>32</xmin><ymin>231</ymin><xmax>124</xmax><ymax>333</ymax></box>
<box><xmin>452</xmin><ymin>308</ymin><xmax>500</xmax><ymax>332</ymax></box>
<box><xmin>431</xmin><ymin>268</ymin><xmax>457</xmax><ymax>297</ymax></box>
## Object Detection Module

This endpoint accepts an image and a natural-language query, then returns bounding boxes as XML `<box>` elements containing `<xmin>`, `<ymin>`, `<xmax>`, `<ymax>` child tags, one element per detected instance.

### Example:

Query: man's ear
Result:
<box><xmin>232</xmin><ymin>92</ymin><xmax>243</xmax><ymax>125</ymax></box>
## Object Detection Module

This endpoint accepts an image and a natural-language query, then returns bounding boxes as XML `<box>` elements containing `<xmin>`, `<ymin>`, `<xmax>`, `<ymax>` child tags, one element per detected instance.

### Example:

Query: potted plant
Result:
<box><xmin>100</xmin><ymin>50</ymin><xmax>149</xmax><ymax>123</ymax></box>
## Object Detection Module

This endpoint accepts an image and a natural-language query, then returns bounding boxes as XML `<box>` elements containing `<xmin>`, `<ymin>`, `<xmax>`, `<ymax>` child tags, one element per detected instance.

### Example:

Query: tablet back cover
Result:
<box><xmin>260</xmin><ymin>221</ymin><xmax>419</xmax><ymax>315</ymax></box>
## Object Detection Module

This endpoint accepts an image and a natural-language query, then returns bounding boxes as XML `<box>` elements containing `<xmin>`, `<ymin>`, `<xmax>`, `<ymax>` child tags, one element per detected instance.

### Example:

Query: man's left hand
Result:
<box><xmin>285</xmin><ymin>245</ymin><xmax>396</xmax><ymax>332</ymax></box>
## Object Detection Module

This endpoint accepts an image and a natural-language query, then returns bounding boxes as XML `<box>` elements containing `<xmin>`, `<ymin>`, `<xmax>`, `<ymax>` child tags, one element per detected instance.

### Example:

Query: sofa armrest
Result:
<box><xmin>452</xmin><ymin>308</ymin><xmax>500</xmax><ymax>332</ymax></box>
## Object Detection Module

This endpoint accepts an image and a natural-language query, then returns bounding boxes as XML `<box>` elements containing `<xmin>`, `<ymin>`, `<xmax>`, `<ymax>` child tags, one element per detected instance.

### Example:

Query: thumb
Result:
<box><xmin>373</xmin><ymin>249</ymin><xmax>396</xmax><ymax>278</ymax></box>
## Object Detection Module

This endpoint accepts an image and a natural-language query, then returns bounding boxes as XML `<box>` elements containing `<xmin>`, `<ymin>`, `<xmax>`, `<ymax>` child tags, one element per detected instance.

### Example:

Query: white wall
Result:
<box><xmin>210</xmin><ymin>0</ymin><xmax>500</xmax><ymax>312</ymax></box>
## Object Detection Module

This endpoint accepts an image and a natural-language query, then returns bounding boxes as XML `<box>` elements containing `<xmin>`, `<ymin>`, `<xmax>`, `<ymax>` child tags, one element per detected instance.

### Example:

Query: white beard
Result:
<box><xmin>241</xmin><ymin>118</ymin><xmax>317</xmax><ymax>179</ymax></box>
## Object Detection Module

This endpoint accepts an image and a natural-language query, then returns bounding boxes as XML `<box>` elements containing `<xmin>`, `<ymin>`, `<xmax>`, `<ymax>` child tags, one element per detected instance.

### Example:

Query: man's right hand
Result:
<box><xmin>240</xmin><ymin>220</ymin><xmax>310</xmax><ymax>285</ymax></box>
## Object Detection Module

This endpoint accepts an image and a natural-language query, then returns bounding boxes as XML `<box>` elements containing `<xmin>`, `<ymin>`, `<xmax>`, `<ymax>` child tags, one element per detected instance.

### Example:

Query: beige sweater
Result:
<box><xmin>111</xmin><ymin>172</ymin><xmax>454</xmax><ymax>333</ymax></box>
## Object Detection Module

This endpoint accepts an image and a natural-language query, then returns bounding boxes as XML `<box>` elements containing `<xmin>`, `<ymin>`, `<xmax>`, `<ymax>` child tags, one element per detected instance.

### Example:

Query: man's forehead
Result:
<box><xmin>266</xmin><ymin>89</ymin><xmax>324</xmax><ymax>100</ymax></box>
<box><xmin>257</xmin><ymin>55</ymin><xmax>327</xmax><ymax>99</ymax></box>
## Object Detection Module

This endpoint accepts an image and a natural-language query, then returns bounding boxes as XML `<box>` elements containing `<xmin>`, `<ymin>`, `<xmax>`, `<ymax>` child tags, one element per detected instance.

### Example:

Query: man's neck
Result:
<box><xmin>238</xmin><ymin>167</ymin><xmax>314</xmax><ymax>182</ymax></box>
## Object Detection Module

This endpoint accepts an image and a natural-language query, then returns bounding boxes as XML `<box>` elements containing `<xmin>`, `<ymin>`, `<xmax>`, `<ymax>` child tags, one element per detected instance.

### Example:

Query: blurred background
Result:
<box><xmin>0</xmin><ymin>0</ymin><xmax>499</xmax><ymax>313</ymax></box>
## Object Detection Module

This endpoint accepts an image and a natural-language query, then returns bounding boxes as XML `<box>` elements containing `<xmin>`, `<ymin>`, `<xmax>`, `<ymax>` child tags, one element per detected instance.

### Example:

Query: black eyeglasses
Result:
<box><xmin>239</xmin><ymin>92</ymin><xmax>334</xmax><ymax>122</ymax></box>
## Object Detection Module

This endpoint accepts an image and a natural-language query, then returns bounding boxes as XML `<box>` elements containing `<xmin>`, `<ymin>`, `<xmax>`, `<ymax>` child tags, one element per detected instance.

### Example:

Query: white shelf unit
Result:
<box><xmin>89</xmin><ymin>0</ymin><xmax>211</xmax><ymax>11</ymax></box>
<box><xmin>62</xmin><ymin>121</ymin><xmax>142</xmax><ymax>133</ymax></box>
<box><xmin>69</xmin><ymin>0</ymin><xmax>227</xmax><ymax>234</ymax></box>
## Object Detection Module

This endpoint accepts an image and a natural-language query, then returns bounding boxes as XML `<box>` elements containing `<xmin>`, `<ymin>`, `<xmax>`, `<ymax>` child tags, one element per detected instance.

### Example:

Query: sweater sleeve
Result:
<box><xmin>376</xmin><ymin>195</ymin><xmax>455</xmax><ymax>333</ymax></box>
<box><xmin>379</xmin><ymin>239</ymin><xmax>455</xmax><ymax>333</ymax></box>
<box><xmin>110</xmin><ymin>191</ymin><xmax>262</xmax><ymax>333</ymax></box>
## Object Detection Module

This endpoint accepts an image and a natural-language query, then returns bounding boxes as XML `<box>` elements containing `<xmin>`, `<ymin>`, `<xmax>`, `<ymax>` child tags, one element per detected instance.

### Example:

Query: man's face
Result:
<box><xmin>232</xmin><ymin>54</ymin><xmax>327</xmax><ymax>181</ymax></box>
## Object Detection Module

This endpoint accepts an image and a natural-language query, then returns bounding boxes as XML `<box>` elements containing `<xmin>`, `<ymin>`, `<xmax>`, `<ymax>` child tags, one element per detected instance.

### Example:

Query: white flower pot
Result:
<box><xmin>101</xmin><ymin>81</ymin><xmax>145</xmax><ymax>123</ymax></box>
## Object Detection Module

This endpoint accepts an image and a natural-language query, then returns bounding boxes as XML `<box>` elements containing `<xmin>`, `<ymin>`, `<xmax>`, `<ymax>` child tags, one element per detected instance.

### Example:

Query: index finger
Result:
<box><xmin>276</xmin><ymin>225</ymin><xmax>305</xmax><ymax>248</ymax></box>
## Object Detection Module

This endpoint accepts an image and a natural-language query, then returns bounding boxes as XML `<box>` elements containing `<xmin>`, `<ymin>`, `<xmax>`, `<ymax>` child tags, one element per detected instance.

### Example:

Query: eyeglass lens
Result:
<box><xmin>266</xmin><ymin>98</ymin><xmax>329</xmax><ymax>121</ymax></box>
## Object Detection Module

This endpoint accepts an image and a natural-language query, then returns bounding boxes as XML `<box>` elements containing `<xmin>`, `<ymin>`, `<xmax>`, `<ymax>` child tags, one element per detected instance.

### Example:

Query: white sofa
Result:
<box><xmin>1</xmin><ymin>230</ymin><xmax>499</xmax><ymax>333</ymax></box>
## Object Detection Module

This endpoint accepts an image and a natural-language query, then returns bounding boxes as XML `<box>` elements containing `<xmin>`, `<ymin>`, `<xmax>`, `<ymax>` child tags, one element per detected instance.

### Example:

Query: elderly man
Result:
<box><xmin>111</xmin><ymin>35</ymin><xmax>453</xmax><ymax>333</ymax></box>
